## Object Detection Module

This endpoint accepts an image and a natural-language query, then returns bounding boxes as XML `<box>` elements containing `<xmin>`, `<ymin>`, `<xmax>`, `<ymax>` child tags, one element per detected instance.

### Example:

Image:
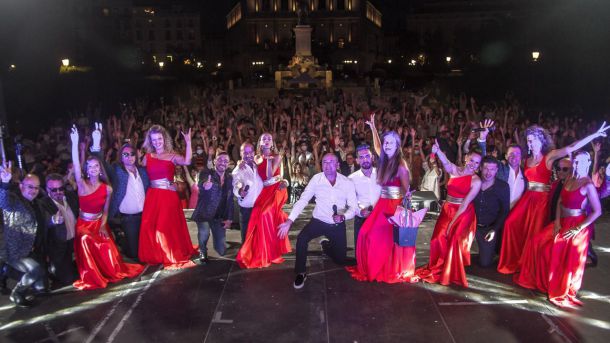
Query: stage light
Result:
<box><xmin>446</xmin><ymin>56</ymin><xmax>452</xmax><ymax>63</ymax></box>
<box><xmin>532</xmin><ymin>51</ymin><xmax>540</xmax><ymax>62</ymax></box>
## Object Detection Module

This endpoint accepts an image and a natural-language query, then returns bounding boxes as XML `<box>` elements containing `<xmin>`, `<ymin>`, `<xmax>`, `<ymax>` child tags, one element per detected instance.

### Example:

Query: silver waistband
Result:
<box><xmin>150</xmin><ymin>178</ymin><xmax>176</xmax><ymax>191</ymax></box>
<box><xmin>263</xmin><ymin>176</ymin><xmax>282</xmax><ymax>187</ymax></box>
<box><xmin>79</xmin><ymin>211</ymin><xmax>103</xmax><ymax>221</ymax></box>
<box><xmin>380</xmin><ymin>186</ymin><xmax>404</xmax><ymax>199</ymax></box>
<box><xmin>527</xmin><ymin>181</ymin><xmax>550</xmax><ymax>192</ymax></box>
<box><xmin>560</xmin><ymin>206</ymin><xmax>585</xmax><ymax>217</ymax></box>
<box><xmin>446</xmin><ymin>195</ymin><xmax>464</xmax><ymax>204</ymax></box>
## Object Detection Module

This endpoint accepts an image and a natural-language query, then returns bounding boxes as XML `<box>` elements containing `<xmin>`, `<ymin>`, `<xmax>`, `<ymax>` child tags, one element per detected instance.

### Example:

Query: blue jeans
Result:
<box><xmin>239</xmin><ymin>207</ymin><xmax>253</xmax><ymax>244</ymax></box>
<box><xmin>196</xmin><ymin>220</ymin><xmax>226</xmax><ymax>256</ymax></box>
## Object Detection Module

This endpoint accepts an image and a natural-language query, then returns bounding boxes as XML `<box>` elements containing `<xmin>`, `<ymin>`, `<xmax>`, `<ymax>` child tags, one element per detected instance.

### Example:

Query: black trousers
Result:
<box><xmin>353</xmin><ymin>216</ymin><xmax>366</xmax><ymax>254</ymax></box>
<box><xmin>475</xmin><ymin>226</ymin><xmax>497</xmax><ymax>268</ymax></box>
<box><xmin>8</xmin><ymin>257</ymin><xmax>45</xmax><ymax>292</ymax></box>
<box><xmin>47</xmin><ymin>238</ymin><xmax>77</xmax><ymax>286</ymax></box>
<box><xmin>295</xmin><ymin>218</ymin><xmax>347</xmax><ymax>274</ymax></box>
<box><xmin>120</xmin><ymin>213</ymin><xmax>142</xmax><ymax>259</ymax></box>
<box><xmin>239</xmin><ymin>206</ymin><xmax>253</xmax><ymax>244</ymax></box>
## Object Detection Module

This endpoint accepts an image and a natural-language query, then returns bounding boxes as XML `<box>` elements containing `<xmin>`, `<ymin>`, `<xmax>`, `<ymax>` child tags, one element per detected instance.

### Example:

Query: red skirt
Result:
<box><xmin>346</xmin><ymin>197</ymin><xmax>417</xmax><ymax>283</ymax></box>
<box><xmin>73</xmin><ymin>218</ymin><xmax>144</xmax><ymax>290</ymax></box>
<box><xmin>498</xmin><ymin>190</ymin><xmax>550</xmax><ymax>274</ymax></box>
<box><xmin>515</xmin><ymin>216</ymin><xmax>590</xmax><ymax>308</ymax></box>
<box><xmin>139</xmin><ymin>188</ymin><xmax>197</xmax><ymax>269</ymax></box>
<box><xmin>236</xmin><ymin>184</ymin><xmax>292</xmax><ymax>269</ymax></box>
<box><xmin>414</xmin><ymin>202</ymin><xmax>476</xmax><ymax>287</ymax></box>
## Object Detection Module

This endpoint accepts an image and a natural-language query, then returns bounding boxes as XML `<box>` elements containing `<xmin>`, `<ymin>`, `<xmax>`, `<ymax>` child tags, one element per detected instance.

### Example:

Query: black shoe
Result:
<box><xmin>10</xmin><ymin>290</ymin><xmax>33</xmax><ymax>307</ymax></box>
<box><xmin>198</xmin><ymin>252</ymin><xmax>209</xmax><ymax>265</ymax></box>
<box><xmin>293</xmin><ymin>273</ymin><xmax>307</xmax><ymax>289</ymax></box>
<box><xmin>319</xmin><ymin>238</ymin><xmax>330</xmax><ymax>252</ymax></box>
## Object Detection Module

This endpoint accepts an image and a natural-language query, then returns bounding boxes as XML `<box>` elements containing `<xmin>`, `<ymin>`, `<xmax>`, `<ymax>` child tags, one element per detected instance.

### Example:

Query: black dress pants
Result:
<box><xmin>295</xmin><ymin>218</ymin><xmax>347</xmax><ymax>274</ymax></box>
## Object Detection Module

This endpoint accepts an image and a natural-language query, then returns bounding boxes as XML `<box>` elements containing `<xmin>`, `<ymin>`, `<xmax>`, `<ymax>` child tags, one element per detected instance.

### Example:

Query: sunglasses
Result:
<box><xmin>48</xmin><ymin>186</ymin><xmax>65</xmax><ymax>192</ymax></box>
<box><xmin>122</xmin><ymin>152</ymin><xmax>136</xmax><ymax>157</ymax></box>
<box><xmin>556</xmin><ymin>167</ymin><xmax>571</xmax><ymax>172</ymax></box>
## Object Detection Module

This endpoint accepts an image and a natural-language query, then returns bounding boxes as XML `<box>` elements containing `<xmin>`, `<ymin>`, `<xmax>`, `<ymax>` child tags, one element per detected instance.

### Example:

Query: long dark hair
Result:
<box><xmin>116</xmin><ymin>143</ymin><xmax>141</xmax><ymax>170</ymax></box>
<box><xmin>377</xmin><ymin>131</ymin><xmax>407</xmax><ymax>185</ymax></box>
<box><xmin>84</xmin><ymin>155</ymin><xmax>108</xmax><ymax>184</ymax></box>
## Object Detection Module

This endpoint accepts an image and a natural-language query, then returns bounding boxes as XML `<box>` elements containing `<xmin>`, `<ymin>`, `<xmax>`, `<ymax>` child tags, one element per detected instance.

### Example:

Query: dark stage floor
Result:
<box><xmin>1</xmin><ymin>205</ymin><xmax>609</xmax><ymax>343</ymax></box>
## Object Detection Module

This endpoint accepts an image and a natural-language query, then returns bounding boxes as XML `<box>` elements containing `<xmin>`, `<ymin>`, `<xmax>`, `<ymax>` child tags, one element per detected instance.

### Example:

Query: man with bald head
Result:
<box><xmin>0</xmin><ymin>161</ymin><xmax>46</xmax><ymax>306</ymax></box>
<box><xmin>278</xmin><ymin>153</ymin><xmax>358</xmax><ymax>289</ymax></box>
<box><xmin>232</xmin><ymin>142</ymin><xmax>263</xmax><ymax>243</ymax></box>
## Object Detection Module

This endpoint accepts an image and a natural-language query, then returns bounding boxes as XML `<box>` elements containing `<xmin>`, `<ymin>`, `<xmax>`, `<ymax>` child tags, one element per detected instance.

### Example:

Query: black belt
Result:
<box><xmin>120</xmin><ymin>212</ymin><xmax>142</xmax><ymax>217</ymax></box>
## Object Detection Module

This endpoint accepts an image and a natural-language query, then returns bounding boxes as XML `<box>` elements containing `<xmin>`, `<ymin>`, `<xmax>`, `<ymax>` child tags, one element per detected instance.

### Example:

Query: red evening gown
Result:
<box><xmin>346</xmin><ymin>177</ymin><xmax>416</xmax><ymax>283</ymax></box>
<box><xmin>498</xmin><ymin>155</ymin><xmax>552</xmax><ymax>274</ymax></box>
<box><xmin>139</xmin><ymin>154</ymin><xmax>197</xmax><ymax>269</ymax></box>
<box><xmin>414</xmin><ymin>175</ymin><xmax>476</xmax><ymax>287</ymax></box>
<box><xmin>73</xmin><ymin>184</ymin><xmax>144</xmax><ymax>290</ymax></box>
<box><xmin>236</xmin><ymin>158</ymin><xmax>292</xmax><ymax>268</ymax></box>
<box><xmin>515</xmin><ymin>185</ymin><xmax>591</xmax><ymax>307</ymax></box>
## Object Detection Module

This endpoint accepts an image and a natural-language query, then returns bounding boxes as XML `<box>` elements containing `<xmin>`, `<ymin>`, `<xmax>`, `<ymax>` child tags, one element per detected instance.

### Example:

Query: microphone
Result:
<box><xmin>243</xmin><ymin>184</ymin><xmax>250</xmax><ymax>193</ymax></box>
<box><xmin>332</xmin><ymin>204</ymin><xmax>338</xmax><ymax>216</ymax></box>
<box><xmin>367</xmin><ymin>205</ymin><xmax>373</xmax><ymax>212</ymax></box>
<box><xmin>471</xmin><ymin>126</ymin><xmax>495</xmax><ymax>133</ymax></box>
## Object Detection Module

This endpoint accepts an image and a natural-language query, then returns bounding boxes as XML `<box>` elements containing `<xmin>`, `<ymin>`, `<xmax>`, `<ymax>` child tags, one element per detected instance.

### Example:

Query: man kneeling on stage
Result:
<box><xmin>278</xmin><ymin>153</ymin><xmax>358</xmax><ymax>289</ymax></box>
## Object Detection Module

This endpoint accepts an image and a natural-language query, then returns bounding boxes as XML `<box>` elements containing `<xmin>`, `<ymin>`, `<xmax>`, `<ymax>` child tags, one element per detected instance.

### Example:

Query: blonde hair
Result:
<box><xmin>143</xmin><ymin>125</ymin><xmax>173</xmax><ymax>154</ymax></box>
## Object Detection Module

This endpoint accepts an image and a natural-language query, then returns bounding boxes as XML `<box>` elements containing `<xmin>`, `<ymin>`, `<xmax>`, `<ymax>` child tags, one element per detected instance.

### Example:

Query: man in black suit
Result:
<box><xmin>38</xmin><ymin>173</ymin><xmax>78</xmax><ymax>287</ymax></box>
<box><xmin>191</xmin><ymin>152</ymin><xmax>234</xmax><ymax>263</ymax></box>
<box><xmin>340</xmin><ymin>153</ymin><xmax>359</xmax><ymax>176</ymax></box>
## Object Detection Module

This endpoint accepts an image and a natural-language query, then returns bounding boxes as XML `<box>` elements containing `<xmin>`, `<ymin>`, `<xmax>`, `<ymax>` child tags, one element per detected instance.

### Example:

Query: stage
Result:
<box><xmin>1</xmin><ymin>204</ymin><xmax>609</xmax><ymax>342</ymax></box>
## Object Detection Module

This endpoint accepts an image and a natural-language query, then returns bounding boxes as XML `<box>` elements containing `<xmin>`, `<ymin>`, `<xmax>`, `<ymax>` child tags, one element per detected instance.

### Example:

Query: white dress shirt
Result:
<box><xmin>52</xmin><ymin>197</ymin><xmax>76</xmax><ymax>240</ymax></box>
<box><xmin>119</xmin><ymin>169</ymin><xmax>146</xmax><ymax>214</ymax></box>
<box><xmin>288</xmin><ymin>173</ymin><xmax>358</xmax><ymax>225</ymax></box>
<box><xmin>507</xmin><ymin>166</ymin><xmax>525</xmax><ymax>209</ymax></box>
<box><xmin>232</xmin><ymin>162</ymin><xmax>263</xmax><ymax>208</ymax></box>
<box><xmin>348</xmin><ymin>167</ymin><xmax>381</xmax><ymax>217</ymax></box>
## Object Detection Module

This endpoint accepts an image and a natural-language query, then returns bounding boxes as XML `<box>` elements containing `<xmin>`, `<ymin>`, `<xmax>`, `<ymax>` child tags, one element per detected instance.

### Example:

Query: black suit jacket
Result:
<box><xmin>37</xmin><ymin>192</ymin><xmax>79</xmax><ymax>243</ymax></box>
<box><xmin>340</xmin><ymin>162</ymin><xmax>359</xmax><ymax>176</ymax></box>
<box><xmin>191</xmin><ymin>170</ymin><xmax>234</xmax><ymax>222</ymax></box>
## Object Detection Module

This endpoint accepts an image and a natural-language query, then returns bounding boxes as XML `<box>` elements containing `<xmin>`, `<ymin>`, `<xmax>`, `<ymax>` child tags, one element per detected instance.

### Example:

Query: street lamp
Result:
<box><xmin>387</xmin><ymin>59</ymin><xmax>392</xmax><ymax>64</ymax></box>
<box><xmin>532</xmin><ymin>51</ymin><xmax>540</xmax><ymax>62</ymax></box>
<box><xmin>446</xmin><ymin>56</ymin><xmax>452</xmax><ymax>63</ymax></box>
<box><xmin>158</xmin><ymin>61</ymin><xmax>164</xmax><ymax>69</ymax></box>
<box><xmin>61</xmin><ymin>59</ymin><xmax>70</xmax><ymax>67</ymax></box>
<box><xmin>217</xmin><ymin>62</ymin><xmax>222</xmax><ymax>68</ymax></box>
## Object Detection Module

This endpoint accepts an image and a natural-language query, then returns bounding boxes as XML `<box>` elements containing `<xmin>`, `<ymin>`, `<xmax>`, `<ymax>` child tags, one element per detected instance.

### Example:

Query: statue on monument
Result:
<box><xmin>297</xmin><ymin>0</ymin><xmax>309</xmax><ymax>25</ymax></box>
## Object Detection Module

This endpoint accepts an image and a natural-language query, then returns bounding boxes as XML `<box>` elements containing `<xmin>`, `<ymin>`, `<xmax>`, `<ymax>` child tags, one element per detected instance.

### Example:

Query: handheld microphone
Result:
<box><xmin>471</xmin><ymin>127</ymin><xmax>495</xmax><ymax>133</ymax></box>
<box><xmin>243</xmin><ymin>184</ymin><xmax>250</xmax><ymax>192</ymax></box>
<box><xmin>367</xmin><ymin>205</ymin><xmax>373</xmax><ymax>212</ymax></box>
<box><xmin>332</xmin><ymin>204</ymin><xmax>338</xmax><ymax>216</ymax></box>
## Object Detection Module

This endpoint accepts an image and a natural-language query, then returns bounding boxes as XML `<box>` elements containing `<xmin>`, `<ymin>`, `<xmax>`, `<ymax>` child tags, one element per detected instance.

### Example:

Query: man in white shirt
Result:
<box><xmin>499</xmin><ymin>144</ymin><xmax>525</xmax><ymax>209</ymax></box>
<box><xmin>232</xmin><ymin>143</ymin><xmax>263</xmax><ymax>243</ymax></box>
<box><xmin>348</xmin><ymin>144</ymin><xmax>381</xmax><ymax>254</ymax></box>
<box><xmin>278</xmin><ymin>153</ymin><xmax>358</xmax><ymax>289</ymax></box>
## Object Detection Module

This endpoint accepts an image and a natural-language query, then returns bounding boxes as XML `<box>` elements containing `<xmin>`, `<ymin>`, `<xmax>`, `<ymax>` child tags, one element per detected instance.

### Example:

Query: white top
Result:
<box><xmin>507</xmin><ymin>166</ymin><xmax>525</xmax><ymax>209</ymax></box>
<box><xmin>232</xmin><ymin>162</ymin><xmax>263</xmax><ymax>208</ymax></box>
<box><xmin>420</xmin><ymin>162</ymin><xmax>442</xmax><ymax>200</ymax></box>
<box><xmin>52</xmin><ymin>197</ymin><xmax>76</xmax><ymax>240</ymax></box>
<box><xmin>288</xmin><ymin>173</ymin><xmax>358</xmax><ymax>225</ymax></box>
<box><xmin>348</xmin><ymin>168</ymin><xmax>381</xmax><ymax>217</ymax></box>
<box><xmin>119</xmin><ymin>169</ymin><xmax>146</xmax><ymax>214</ymax></box>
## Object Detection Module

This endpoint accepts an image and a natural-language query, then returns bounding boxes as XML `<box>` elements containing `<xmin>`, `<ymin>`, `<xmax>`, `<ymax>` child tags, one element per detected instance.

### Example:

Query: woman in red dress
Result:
<box><xmin>139</xmin><ymin>125</ymin><xmax>197</xmax><ymax>269</ymax></box>
<box><xmin>236</xmin><ymin>133</ymin><xmax>291</xmax><ymax>268</ymax></box>
<box><xmin>347</xmin><ymin>113</ymin><xmax>414</xmax><ymax>283</ymax></box>
<box><xmin>414</xmin><ymin>140</ymin><xmax>481</xmax><ymax>287</ymax></box>
<box><xmin>515</xmin><ymin>151</ymin><xmax>602</xmax><ymax>308</ymax></box>
<box><xmin>498</xmin><ymin>123</ymin><xmax>609</xmax><ymax>274</ymax></box>
<box><xmin>70</xmin><ymin>125</ymin><xmax>144</xmax><ymax>290</ymax></box>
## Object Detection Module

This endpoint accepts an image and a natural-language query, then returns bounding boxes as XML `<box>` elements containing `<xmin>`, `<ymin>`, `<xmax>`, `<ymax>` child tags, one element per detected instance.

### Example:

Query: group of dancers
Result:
<box><xmin>1</xmin><ymin>116</ymin><xmax>606</xmax><ymax>309</ymax></box>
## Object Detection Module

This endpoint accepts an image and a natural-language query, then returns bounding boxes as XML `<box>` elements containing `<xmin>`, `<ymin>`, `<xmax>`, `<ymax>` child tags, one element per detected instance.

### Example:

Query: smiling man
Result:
<box><xmin>278</xmin><ymin>153</ymin><xmax>358</xmax><ymax>289</ymax></box>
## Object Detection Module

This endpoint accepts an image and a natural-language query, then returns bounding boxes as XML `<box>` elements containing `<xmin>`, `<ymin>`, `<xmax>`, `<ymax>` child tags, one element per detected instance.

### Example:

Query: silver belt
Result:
<box><xmin>560</xmin><ymin>206</ymin><xmax>585</xmax><ymax>217</ymax></box>
<box><xmin>79</xmin><ymin>211</ymin><xmax>103</xmax><ymax>221</ymax></box>
<box><xmin>527</xmin><ymin>181</ymin><xmax>550</xmax><ymax>192</ymax></box>
<box><xmin>446</xmin><ymin>195</ymin><xmax>464</xmax><ymax>204</ymax></box>
<box><xmin>380</xmin><ymin>186</ymin><xmax>404</xmax><ymax>199</ymax></box>
<box><xmin>263</xmin><ymin>176</ymin><xmax>282</xmax><ymax>187</ymax></box>
<box><xmin>150</xmin><ymin>178</ymin><xmax>176</xmax><ymax>191</ymax></box>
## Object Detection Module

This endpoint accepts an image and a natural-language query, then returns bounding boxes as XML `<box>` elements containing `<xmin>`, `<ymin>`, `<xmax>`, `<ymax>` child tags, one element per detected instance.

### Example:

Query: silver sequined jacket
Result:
<box><xmin>0</xmin><ymin>182</ymin><xmax>38</xmax><ymax>265</ymax></box>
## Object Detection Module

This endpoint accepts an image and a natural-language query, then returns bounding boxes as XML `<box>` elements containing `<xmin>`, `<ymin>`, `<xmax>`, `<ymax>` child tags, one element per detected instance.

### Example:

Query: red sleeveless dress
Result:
<box><xmin>236</xmin><ymin>158</ymin><xmax>292</xmax><ymax>268</ymax></box>
<box><xmin>414</xmin><ymin>174</ymin><xmax>476</xmax><ymax>287</ymax></box>
<box><xmin>498</xmin><ymin>155</ymin><xmax>552</xmax><ymax>274</ymax></box>
<box><xmin>73</xmin><ymin>184</ymin><xmax>144</xmax><ymax>290</ymax></box>
<box><xmin>515</xmin><ymin>184</ymin><xmax>591</xmax><ymax>307</ymax></box>
<box><xmin>346</xmin><ymin>176</ymin><xmax>416</xmax><ymax>283</ymax></box>
<box><xmin>139</xmin><ymin>154</ymin><xmax>197</xmax><ymax>269</ymax></box>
